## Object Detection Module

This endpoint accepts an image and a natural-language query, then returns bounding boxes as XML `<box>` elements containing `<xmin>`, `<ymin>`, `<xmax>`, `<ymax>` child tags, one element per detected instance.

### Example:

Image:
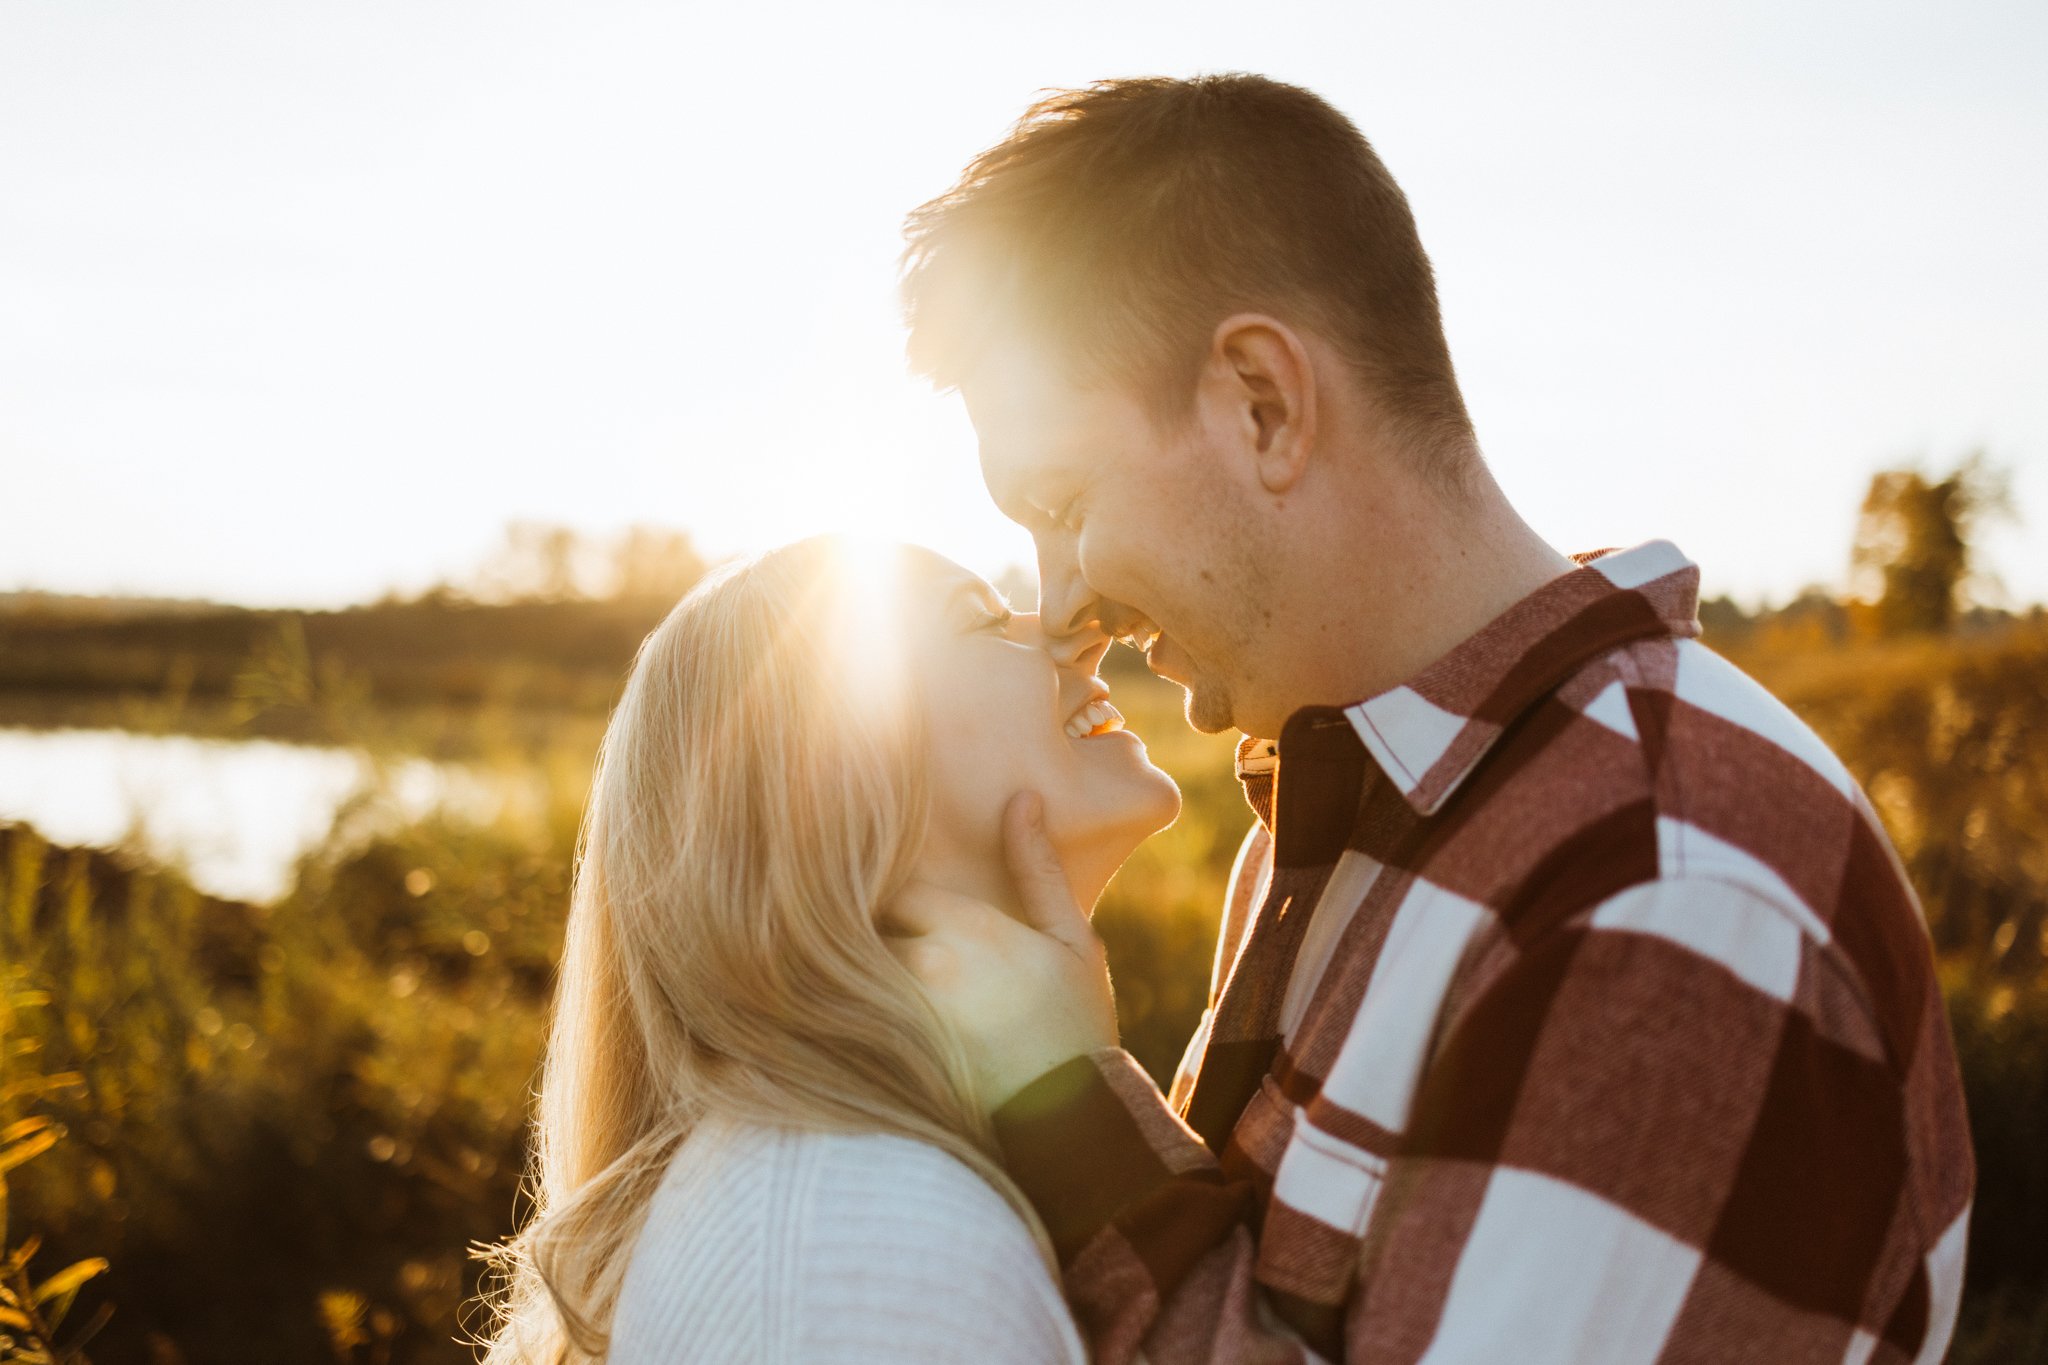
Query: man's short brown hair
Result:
<box><xmin>900</xmin><ymin>74</ymin><xmax>1475</xmax><ymax>459</ymax></box>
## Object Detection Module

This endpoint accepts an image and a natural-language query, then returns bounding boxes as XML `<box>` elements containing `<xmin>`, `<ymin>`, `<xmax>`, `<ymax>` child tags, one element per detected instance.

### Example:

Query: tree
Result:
<box><xmin>463</xmin><ymin>523</ymin><xmax>707</xmax><ymax>604</ymax></box>
<box><xmin>606</xmin><ymin>526</ymin><xmax>707</xmax><ymax>604</ymax></box>
<box><xmin>1850</xmin><ymin>453</ymin><xmax>2012</xmax><ymax>636</ymax></box>
<box><xmin>471</xmin><ymin>522</ymin><xmax>593</xmax><ymax>603</ymax></box>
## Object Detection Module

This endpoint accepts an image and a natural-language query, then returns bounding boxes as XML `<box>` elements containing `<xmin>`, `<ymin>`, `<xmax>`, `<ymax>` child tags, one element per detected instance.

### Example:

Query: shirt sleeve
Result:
<box><xmin>992</xmin><ymin>876</ymin><xmax>1961</xmax><ymax>1364</ymax></box>
<box><xmin>1168</xmin><ymin>821</ymin><xmax>1271</xmax><ymax>1114</ymax></box>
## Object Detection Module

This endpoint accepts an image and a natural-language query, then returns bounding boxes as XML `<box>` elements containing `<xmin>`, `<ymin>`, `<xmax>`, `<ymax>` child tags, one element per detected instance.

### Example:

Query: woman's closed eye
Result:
<box><xmin>952</xmin><ymin>584</ymin><xmax>1014</xmax><ymax>634</ymax></box>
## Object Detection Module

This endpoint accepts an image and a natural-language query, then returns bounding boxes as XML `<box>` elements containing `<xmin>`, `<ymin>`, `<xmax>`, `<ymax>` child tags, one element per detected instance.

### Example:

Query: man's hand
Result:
<box><xmin>885</xmin><ymin>791</ymin><xmax>1119</xmax><ymax>1112</ymax></box>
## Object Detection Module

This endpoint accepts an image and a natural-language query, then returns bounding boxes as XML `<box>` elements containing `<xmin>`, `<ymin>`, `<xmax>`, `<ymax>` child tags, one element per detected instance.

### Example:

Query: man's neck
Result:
<box><xmin>1249</xmin><ymin>460</ymin><xmax>1576</xmax><ymax>734</ymax></box>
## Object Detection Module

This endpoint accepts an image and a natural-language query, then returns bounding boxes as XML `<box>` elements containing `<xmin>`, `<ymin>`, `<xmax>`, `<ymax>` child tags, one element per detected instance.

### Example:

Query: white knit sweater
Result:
<box><xmin>607</xmin><ymin>1117</ymin><xmax>1087</xmax><ymax>1364</ymax></box>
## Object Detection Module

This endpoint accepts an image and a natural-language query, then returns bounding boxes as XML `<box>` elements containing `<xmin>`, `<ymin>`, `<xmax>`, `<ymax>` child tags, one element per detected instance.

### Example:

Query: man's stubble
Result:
<box><xmin>1175</xmin><ymin>511</ymin><xmax>1275</xmax><ymax>738</ymax></box>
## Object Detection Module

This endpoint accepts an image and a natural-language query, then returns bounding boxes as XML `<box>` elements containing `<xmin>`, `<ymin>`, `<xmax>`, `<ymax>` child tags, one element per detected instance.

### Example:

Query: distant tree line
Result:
<box><xmin>438</xmin><ymin>522</ymin><xmax>708</xmax><ymax>607</ymax></box>
<box><xmin>1701</xmin><ymin>452</ymin><xmax>2027</xmax><ymax>652</ymax></box>
<box><xmin>0</xmin><ymin>456</ymin><xmax>2029</xmax><ymax>736</ymax></box>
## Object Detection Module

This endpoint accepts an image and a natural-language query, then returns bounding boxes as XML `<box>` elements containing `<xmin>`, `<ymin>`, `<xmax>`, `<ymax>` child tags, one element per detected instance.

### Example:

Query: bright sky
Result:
<box><xmin>3</xmin><ymin>0</ymin><xmax>2044</xmax><ymax>609</ymax></box>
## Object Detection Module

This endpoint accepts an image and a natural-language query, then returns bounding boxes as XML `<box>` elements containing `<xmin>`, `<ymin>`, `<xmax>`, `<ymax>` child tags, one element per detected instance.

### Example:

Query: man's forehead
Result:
<box><xmin>960</xmin><ymin>344</ymin><xmax>1094</xmax><ymax>502</ymax></box>
<box><xmin>973</xmin><ymin>420</ymin><xmax>1065</xmax><ymax>512</ymax></box>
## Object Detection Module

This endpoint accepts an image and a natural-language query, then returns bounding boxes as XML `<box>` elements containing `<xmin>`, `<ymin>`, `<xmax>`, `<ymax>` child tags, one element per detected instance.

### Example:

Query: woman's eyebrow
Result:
<box><xmin>948</xmin><ymin>580</ymin><xmax>1009</xmax><ymax>614</ymax></box>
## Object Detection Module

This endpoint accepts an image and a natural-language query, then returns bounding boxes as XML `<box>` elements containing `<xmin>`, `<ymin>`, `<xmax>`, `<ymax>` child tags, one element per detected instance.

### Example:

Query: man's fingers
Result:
<box><xmin>1002</xmin><ymin>791</ymin><xmax>1090</xmax><ymax>943</ymax></box>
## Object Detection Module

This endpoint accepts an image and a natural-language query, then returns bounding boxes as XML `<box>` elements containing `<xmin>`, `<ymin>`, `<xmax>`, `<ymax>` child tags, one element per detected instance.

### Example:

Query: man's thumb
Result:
<box><xmin>1002</xmin><ymin>791</ymin><xmax>1085</xmax><ymax>939</ymax></box>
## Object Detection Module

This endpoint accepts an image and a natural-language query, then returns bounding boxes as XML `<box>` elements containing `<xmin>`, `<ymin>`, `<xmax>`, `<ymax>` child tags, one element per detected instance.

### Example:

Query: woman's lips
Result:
<box><xmin>1064</xmin><ymin>697</ymin><xmax>1126</xmax><ymax>739</ymax></box>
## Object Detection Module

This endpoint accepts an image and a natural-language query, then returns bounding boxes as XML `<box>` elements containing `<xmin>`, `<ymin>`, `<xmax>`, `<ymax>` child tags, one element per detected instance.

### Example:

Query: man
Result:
<box><xmin>887</xmin><ymin>75</ymin><xmax>1973</xmax><ymax>1364</ymax></box>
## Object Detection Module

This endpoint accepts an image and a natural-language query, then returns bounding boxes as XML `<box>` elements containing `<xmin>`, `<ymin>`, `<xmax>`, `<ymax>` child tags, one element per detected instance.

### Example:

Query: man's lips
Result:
<box><xmin>1143</xmin><ymin>633</ymin><xmax>1191</xmax><ymax>685</ymax></box>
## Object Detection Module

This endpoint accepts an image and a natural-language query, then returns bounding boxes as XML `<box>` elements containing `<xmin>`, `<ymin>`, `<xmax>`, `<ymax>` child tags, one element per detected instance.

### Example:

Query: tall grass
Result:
<box><xmin>0</xmin><ymin>792</ymin><xmax>567</xmax><ymax>1363</ymax></box>
<box><xmin>0</xmin><ymin>967</ymin><xmax>111</xmax><ymax>1363</ymax></box>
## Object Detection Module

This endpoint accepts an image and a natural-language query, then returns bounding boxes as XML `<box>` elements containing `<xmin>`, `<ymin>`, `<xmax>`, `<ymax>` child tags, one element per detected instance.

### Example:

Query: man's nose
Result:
<box><xmin>1036</xmin><ymin>554</ymin><xmax>1111</xmax><ymax>671</ymax></box>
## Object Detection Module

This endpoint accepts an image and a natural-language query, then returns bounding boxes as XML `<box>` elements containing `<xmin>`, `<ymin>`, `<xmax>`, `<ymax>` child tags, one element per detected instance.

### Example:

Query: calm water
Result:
<box><xmin>0</xmin><ymin>727</ymin><xmax>523</xmax><ymax>904</ymax></box>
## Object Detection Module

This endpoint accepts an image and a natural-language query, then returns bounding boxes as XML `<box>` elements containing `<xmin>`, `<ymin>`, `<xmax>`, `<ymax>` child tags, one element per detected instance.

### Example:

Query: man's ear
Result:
<box><xmin>1206</xmin><ymin>314</ymin><xmax>1318</xmax><ymax>495</ymax></box>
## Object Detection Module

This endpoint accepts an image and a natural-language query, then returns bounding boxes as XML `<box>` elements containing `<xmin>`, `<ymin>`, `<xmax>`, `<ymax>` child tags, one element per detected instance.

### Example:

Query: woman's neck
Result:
<box><xmin>913</xmin><ymin>831</ymin><xmax>1116</xmax><ymax>921</ymax></box>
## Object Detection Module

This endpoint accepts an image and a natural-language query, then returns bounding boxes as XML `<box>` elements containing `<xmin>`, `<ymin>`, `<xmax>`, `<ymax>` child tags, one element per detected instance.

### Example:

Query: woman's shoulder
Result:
<box><xmin>636</xmin><ymin>1121</ymin><xmax>1040</xmax><ymax>1269</ymax></box>
<box><xmin>611</xmin><ymin>1122</ymin><xmax>1083</xmax><ymax>1364</ymax></box>
<box><xmin>801</xmin><ymin>1127</ymin><xmax>1022</xmax><ymax>1219</ymax></box>
<box><xmin>635</xmin><ymin>1120</ymin><xmax>1017</xmax><ymax>1222</ymax></box>
<box><xmin>797</xmin><ymin>1127</ymin><xmax>1043</xmax><ymax>1264</ymax></box>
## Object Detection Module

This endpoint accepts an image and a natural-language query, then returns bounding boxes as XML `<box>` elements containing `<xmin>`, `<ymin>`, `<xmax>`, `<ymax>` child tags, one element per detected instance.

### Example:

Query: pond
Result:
<box><xmin>0</xmin><ymin>726</ymin><xmax>529</xmax><ymax>905</ymax></box>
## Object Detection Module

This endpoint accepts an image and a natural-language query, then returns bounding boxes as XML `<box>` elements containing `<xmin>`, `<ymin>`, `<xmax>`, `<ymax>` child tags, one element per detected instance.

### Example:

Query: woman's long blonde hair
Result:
<box><xmin>469</xmin><ymin>538</ymin><xmax>1044</xmax><ymax>1363</ymax></box>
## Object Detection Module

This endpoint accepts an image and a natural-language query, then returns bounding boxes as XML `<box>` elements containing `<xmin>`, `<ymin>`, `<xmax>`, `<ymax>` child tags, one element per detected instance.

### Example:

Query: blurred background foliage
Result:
<box><xmin>0</xmin><ymin>461</ymin><xmax>2041</xmax><ymax>1362</ymax></box>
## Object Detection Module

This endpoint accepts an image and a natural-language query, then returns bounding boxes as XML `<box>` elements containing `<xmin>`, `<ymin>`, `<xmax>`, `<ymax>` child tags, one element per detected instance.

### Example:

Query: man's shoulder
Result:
<box><xmin>1534</xmin><ymin>635</ymin><xmax>1869</xmax><ymax>858</ymax></box>
<box><xmin>1582</xmin><ymin>636</ymin><xmax>1888</xmax><ymax>905</ymax></box>
<box><xmin>1440</xmin><ymin>635</ymin><xmax>1924</xmax><ymax>1014</ymax></box>
<box><xmin>1611</xmin><ymin>636</ymin><xmax>1858</xmax><ymax>796</ymax></box>
<box><xmin>1494</xmin><ymin>635</ymin><xmax>1939</xmax><ymax>1049</ymax></box>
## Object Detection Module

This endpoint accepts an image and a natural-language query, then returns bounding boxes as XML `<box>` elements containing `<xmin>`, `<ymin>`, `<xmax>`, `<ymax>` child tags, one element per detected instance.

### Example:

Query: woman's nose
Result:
<box><xmin>1040</xmin><ymin>613</ymin><xmax>1114</xmax><ymax>668</ymax></box>
<box><xmin>1011</xmin><ymin>611</ymin><xmax>1110</xmax><ymax>675</ymax></box>
<box><xmin>1029</xmin><ymin>615</ymin><xmax>1110</xmax><ymax>676</ymax></box>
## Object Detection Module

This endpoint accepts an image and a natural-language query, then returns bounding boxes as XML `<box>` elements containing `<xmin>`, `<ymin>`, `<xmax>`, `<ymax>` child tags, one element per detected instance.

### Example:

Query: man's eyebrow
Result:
<box><xmin>980</xmin><ymin>434</ymin><xmax>1079</xmax><ymax>524</ymax></box>
<box><xmin>976</xmin><ymin>447</ymin><xmax>1031</xmax><ymax>523</ymax></box>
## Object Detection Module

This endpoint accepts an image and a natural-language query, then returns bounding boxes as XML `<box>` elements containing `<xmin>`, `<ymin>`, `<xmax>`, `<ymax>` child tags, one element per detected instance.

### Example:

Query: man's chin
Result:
<box><xmin>1181</xmin><ymin>681</ymin><xmax>1237</xmax><ymax>735</ymax></box>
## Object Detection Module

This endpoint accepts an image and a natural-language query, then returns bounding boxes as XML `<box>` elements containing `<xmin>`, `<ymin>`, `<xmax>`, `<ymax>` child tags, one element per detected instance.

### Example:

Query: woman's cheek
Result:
<box><xmin>931</xmin><ymin>702</ymin><xmax>1023</xmax><ymax>830</ymax></box>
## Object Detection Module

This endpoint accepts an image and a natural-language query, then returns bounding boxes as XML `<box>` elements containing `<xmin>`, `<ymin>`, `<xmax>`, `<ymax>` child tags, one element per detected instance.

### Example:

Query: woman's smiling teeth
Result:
<box><xmin>1066</xmin><ymin>699</ymin><xmax>1126</xmax><ymax>740</ymax></box>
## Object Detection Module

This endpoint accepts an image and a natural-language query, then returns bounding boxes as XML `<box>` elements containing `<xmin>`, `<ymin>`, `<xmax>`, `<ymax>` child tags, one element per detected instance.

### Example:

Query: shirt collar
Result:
<box><xmin>1234</xmin><ymin>734</ymin><xmax>1279</xmax><ymax>830</ymax></box>
<box><xmin>1236</xmin><ymin>539</ymin><xmax>1702</xmax><ymax>821</ymax></box>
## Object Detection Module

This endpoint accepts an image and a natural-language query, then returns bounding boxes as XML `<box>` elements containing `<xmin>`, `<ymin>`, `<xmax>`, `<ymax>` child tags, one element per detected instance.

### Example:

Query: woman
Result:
<box><xmin>472</xmin><ymin>536</ymin><xmax>1181</xmax><ymax>1363</ymax></box>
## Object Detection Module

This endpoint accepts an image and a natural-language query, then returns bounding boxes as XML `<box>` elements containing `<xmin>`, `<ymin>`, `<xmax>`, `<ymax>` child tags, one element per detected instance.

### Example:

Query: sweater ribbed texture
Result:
<box><xmin>608</xmin><ymin>1118</ymin><xmax>1085</xmax><ymax>1364</ymax></box>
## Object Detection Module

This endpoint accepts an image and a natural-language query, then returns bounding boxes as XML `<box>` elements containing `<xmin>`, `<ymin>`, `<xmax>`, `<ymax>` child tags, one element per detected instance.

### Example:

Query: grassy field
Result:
<box><xmin>0</xmin><ymin>604</ymin><xmax>2042</xmax><ymax>1362</ymax></box>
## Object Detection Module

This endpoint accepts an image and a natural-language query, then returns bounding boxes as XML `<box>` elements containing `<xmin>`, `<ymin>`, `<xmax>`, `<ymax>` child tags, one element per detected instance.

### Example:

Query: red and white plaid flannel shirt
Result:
<box><xmin>994</xmin><ymin>540</ymin><xmax>1974</xmax><ymax>1364</ymax></box>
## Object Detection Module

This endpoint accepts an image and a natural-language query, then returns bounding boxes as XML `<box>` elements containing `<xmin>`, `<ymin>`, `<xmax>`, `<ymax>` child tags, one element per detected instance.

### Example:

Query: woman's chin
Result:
<box><xmin>1054</xmin><ymin>774</ymin><xmax>1180</xmax><ymax>898</ymax></box>
<box><xmin>1088</xmin><ymin>730</ymin><xmax>1182</xmax><ymax>828</ymax></box>
<box><xmin>1055</xmin><ymin>746</ymin><xmax>1178</xmax><ymax>853</ymax></box>
<box><xmin>1105</xmin><ymin>767</ymin><xmax>1184</xmax><ymax>849</ymax></box>
<box><xmin>1140</xmin><ymin>767</ymin><xmax>1183</xmax><ymax>834</ymax></box>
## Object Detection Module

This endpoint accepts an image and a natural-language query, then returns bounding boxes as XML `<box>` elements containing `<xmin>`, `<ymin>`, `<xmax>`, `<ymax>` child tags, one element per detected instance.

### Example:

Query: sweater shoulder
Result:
<box><xmin>610</xmin><ymin>1124</ymin><xmax>1083</xmax><ymax>1365</ymax></box>
<box><xmin>804</xmin><ymin>1127</ymin><xmax>1022</xmax><ymax>1233</ymax></box>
